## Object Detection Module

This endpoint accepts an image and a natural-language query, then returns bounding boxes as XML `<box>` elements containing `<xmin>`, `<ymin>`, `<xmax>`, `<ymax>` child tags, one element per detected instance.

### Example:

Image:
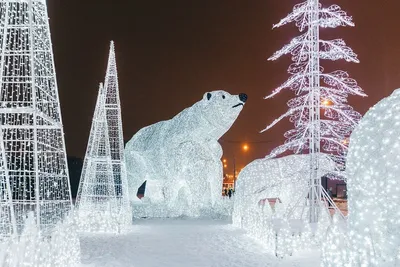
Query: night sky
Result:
<box><xmin>47</xmin><ymin>0</ymin><xmax>400</xmax><ymax>174</ymax></box>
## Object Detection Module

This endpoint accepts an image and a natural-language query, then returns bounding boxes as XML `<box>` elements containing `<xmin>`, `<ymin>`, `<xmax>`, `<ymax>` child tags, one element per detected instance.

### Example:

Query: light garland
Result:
<box><xmin>264</xmin><ymin>0</ymin><xmax>365</xmax><ymax>179</ymax></box>
<box><xmin>347</xmin><ymin>88</ymin><xmax>400</xmax><ymax>266</ymax></box>
<box><xmin>0</xmin><ymin>0</ymin><xmax>73</xmax><ymax>237</ymax></box>
<box><xmin>126</xmin><ymin>90</ymin><xmax>247</xmax><ymax>217</ymax></box>
<box><xmin>103</xmin><ymin>41</ymin><xmax>132</xmax><ymax>227</ymax></box>
<box><xmin>76</xmin><ymin>43</ymin><xmax>132</xmax><ymax>233</ymax></box>
<box><xmin>0</xmin><ymin>1</ymin><xmax>79</xmax><ymax>265</ymax></box>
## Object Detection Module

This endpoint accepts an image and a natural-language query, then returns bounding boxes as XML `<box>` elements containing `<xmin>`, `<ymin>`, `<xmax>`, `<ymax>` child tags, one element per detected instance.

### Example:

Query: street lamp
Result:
<box><xmin>233</xmin><ymin>143</ymin><xmax>250</xmax><ymax>190</ymax></box>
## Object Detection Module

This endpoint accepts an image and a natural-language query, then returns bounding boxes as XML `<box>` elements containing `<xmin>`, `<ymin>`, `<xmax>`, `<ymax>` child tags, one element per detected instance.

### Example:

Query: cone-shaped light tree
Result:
<box><xmin>263</xmin><ymin>0</ymin><xmax>366</xmax><ymax>222</ymax></box>
<box><xmin>0</xmin><ymin>0</ymin><xmax>73</xmax><ymax>237</ymax></box>
<box><xmin>76</xmin><ymin>83</ymin><xmax>119</xmax><ymax>233</ymax></box>
<box><xmin>103</xmin><ymin>41</ymin><xmax>131</xmax><ymax>227</ymax></box>
<box><xmin>76</xmin><ymin>42</ymin><xmax>131</xmax><ymax>232</ymax></box>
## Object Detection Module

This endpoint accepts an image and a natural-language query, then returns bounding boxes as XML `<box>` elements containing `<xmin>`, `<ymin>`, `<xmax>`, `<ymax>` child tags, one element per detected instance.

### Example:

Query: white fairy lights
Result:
<box><xmin>76</xmin><ymin>83</ymin><xmax>122</xmax><ymax>233</ymax></box>
<box><xmin>76</xmin><ymin>43</ymin><xmax>131</xmax><ymax>233</ymax></box>
<box><xmin>103</xmin><ymin>41</ymin><xmax>132</xmax><ymax>228</ymax></box>
<box><xmin>346</xmin><ymin>89</ymin><xmax>400</xmax><ymax>266</ymax></box>
<box><xmin>0</xmin><ymin>0</ymin><xmax>73</xmax><ymax>237</ymax></box>
<box><xmin>0</xmin><ymin>1</ymin><xmax>80</xmax><ymax>266</ymax></box>
<box><xmin>264</xmin><ymin>0</ymin><xmax>365</xmax><ymax>222</ymax></box>
<box><xmin>232</xmin><ymin>153</ymin><xmax>338</xmax><ymax>257</ymax></box>
<box><xmin>126</xmin><ymin>91</ymin><xmax>246</xmax><ymax>217</ymax></box>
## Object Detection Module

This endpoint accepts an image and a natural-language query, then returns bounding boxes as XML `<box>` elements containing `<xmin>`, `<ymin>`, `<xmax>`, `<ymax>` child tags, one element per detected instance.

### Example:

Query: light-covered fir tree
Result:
<box><xmin>264</xmin><ymin>0</ymin><xmax>365</xmax><ymax>223</ymax></box>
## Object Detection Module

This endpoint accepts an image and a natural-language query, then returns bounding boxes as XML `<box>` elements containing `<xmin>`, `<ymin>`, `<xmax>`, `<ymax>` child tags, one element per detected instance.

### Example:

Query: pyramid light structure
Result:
<box><xmin>0</xmin><ymin>0</ymin><xmax>73</xmax><ymax>237</ymax></box>
<box><xmin>103</xmin><ymin>41</ymin><xmax>131</xmax><ymax>227</ymax></box>
<box><xmin>76</xmin><ymin>83</ymin><xmax>120</xmax><ymax>233</ymax></box>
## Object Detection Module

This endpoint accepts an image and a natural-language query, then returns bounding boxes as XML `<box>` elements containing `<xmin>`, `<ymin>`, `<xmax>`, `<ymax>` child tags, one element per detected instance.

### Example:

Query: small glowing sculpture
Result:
<box><xmin>232</xmin><ymin>154</ymin><xmax>338</xmax><ymax>256</ymax></box>
<box><xmin>264</xmin><ymin>0</ymin><xmax>366</xmax><ymax>223</ymax></box>
<box><xmin>126</xmin><ymin>91</ymin><xmax>247</xmax><ymax>217</ymax></box>
<box><xmin>76</xmin><ymin>84</ymin><xmax>121</xmax><ymax>233</ymax></box>
<box><xmin>0</xmin><ymin>212</ymin><xmax>80</xmax><ymax>267</ymax></box>
<box><xmin>347</xmin><ymin>88</ymin><xmax>400</xmax><ymax>266</ymax></box>
<box><xmin>0</xmin><ymin>0</ymin><xmax>73</xmax><ymax>237</ymax></box>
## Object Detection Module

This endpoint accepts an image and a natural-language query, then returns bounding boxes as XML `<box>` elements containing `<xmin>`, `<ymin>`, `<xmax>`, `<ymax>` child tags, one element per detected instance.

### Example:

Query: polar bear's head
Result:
<box><xmin>199</xmin><ymin>90</ymin><xmax>247</xmax><ymax>138</ymax></box>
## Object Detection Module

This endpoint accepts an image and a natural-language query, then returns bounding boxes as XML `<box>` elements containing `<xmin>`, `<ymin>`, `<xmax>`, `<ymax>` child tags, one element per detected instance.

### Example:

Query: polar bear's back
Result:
<box><xmin>126</xmin><ymin>121</ymin><xmax>168</xmax><ymax>152</ymax></box>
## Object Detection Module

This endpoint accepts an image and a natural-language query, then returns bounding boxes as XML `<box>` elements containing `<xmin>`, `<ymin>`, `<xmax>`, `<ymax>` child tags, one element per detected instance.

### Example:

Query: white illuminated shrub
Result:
<box><xmin>0</xmin><ymin>212</ymin><xmax>80</xmax><ymax>267</ymax></box>
<box><xmin>321</xmin><ymin>213</ymin><xmax>348</xmax><ymax>267</ymax></box>
<box><xmin>347</xmin><ymin>88</ymin><xmax>400</xmax><ymax>266</ymax></box>
<box><xmin>126</xmin><ymin>90</ymin><xmax>247</xmax><ymax>217</ymax></box>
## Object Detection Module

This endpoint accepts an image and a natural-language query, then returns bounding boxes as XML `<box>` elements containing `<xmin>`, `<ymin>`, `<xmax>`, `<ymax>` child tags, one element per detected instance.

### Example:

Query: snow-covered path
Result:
<box><xmin>80</xmin><ymin>218</ymin><xmax>320</xmax><ymax>267</ymax></box>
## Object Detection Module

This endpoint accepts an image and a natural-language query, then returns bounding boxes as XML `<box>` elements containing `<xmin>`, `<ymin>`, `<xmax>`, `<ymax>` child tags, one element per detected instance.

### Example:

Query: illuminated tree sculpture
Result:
<box><xmin>0</xmin><ymin>0</ymin><xmax>73</xmax><ymax>237</ymax></box>
<box><xmin>263</xmin><ymin>0</ymin><xmax>365</xmax><ymax>222</ymax></box>
<box><xmin>76</xmin><ymin>83</ymin><xmax>120</xmax><ymax>233</ymax></box>
<box><xmin>103</xmin><ymin>41</ymin><xmax>132</xmax><ymax>227</ymax></box>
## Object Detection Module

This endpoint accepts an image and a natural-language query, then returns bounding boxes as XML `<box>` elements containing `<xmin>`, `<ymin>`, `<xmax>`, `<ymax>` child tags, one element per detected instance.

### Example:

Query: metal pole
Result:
<box><xmin>308</xmin><ymin>0</ymin><xmax>321</xmax><ymax>223</ymax></box>
<box><xmin>233</xmin><ymin>155</ymin><xmax>236</xmax><ymax>190</ymax></box>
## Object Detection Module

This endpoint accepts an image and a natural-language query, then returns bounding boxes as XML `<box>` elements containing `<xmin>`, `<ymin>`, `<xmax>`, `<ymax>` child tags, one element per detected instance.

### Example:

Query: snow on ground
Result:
<box><xmin>79</xmin><ymin>217</ymin><xmax>320</xmax><ymax>267</ymax></box>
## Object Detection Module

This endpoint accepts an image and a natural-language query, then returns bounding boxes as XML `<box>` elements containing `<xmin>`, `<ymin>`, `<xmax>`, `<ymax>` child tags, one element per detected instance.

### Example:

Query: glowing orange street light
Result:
<box><xmin>223</xmin><ymin>159</ymin><xmax>227</xmax><ymax>163</ymax></box>
<box><xmin>321</xmin><ymin>99</ymin><xmax>332</xmax><ymax>106</ymax></box>
<box><xmin>243</xmin><ymin>144</ymin><xmax>249</xmax><ymax>152</ymax></box>
<box><xmin>224</xmin><ymin>164</ymin><xmax>227</xmax><ymax>168</ymax></box>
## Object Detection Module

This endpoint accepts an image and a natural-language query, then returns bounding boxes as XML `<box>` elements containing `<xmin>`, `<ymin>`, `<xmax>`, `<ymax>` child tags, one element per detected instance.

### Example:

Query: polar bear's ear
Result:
<box><xmin>204</xmin><ymin>92</ymin><xmax>212</xmax><ymax>101</ymax></box>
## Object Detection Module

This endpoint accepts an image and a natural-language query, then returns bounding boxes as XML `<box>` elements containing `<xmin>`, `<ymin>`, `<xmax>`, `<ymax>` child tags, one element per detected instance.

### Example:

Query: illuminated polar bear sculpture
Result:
<box><xmin>232</xmin><ymin>153</ymin><xmax>336</xmax><ymax>231</ymax></box>
<box><xmin>347</xmin><ymin>88</ymin><xmax>400</xmax><ymax>265</ymax></box>
<box><xmin>125</xmin><ymin>90</ymin><xmax>247</xmax><ymax>217</ymax></box>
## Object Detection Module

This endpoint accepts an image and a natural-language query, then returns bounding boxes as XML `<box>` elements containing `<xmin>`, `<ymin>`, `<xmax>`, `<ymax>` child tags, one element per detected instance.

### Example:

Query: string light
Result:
<box><xmin>262</xmin><ymin>0</ymin><xmax>365</xmax><ymax>224</ymax></box>
<box><xmin>125</xmin><ymin>91</ymin><xmax>246</xmax><ymax>217</ymax></box>
<box><xmin>232</xmin><ymin>153</ymin><xmax>338</xmax><ymax>257</ymax></box>
<box><xmin>347</xmin><ymin>89</ymin><xmax>400</xmax><ymax>266</ymax></box>
<box><xmin>75</xmin><ymin>42</ymin><xmax>131</xmax><ymax>233</ymax></box>
<box><xmin>0</xmin><ymin>0</ymin><xmax>79</xmax><ymax>265</ymax></box>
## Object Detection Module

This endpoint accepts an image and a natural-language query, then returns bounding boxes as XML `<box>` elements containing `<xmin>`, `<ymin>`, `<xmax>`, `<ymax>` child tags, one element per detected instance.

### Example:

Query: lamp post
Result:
<box><xmin>233</xmin><ymin>143</ymin><xmax>249</xmax><ymax>190</ymax></box>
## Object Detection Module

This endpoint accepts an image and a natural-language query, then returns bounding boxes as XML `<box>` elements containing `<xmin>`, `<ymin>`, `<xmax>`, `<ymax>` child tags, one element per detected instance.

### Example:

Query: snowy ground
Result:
<box><xmin>79</xmin><ymin>217</ymin><xmax>320</xmax><ymax>267</ymax></box>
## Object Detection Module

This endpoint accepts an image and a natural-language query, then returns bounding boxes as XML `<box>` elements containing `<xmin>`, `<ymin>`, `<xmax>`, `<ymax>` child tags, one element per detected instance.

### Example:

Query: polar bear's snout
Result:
<box><xmin>232</xmin><ymin>93</ymin><xmax>247</xmax><ymax>108</ymax></box>
<box><xmin>239</xmin><ymin>93</ymin><xmax>248</xmax><ymax>103</ymax></box>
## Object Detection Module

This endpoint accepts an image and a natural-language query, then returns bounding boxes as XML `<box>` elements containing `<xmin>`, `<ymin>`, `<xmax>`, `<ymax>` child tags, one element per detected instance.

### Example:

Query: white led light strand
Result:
<box><xmin>76</xmin><ymin>83</ymin><xmax>122</xmax><ymax>233</ymax></box>
<box><xmin>232</xmin><ymin>153</ymin><xmax>337</xmax><ymax>257</ymax></box>
<box><xmin>0</xmin><ymin>0</ymin><xmax>73</xmax><ymax>237</ymax></box>
<box><xmin>103</xmin><ymin>41</ymin><xmax>132</xmax><ymax>228</ymax></box>
<box><xmin>264</xmin><ymin>0</ymin><xmax>365</xmax><ymax>223</ymax></box>
<box><xmin>0</xmin><ymin>1</ymin><xmax>80</xmax><ymax>266</ymax></box>
<box><xmin>126</xmin><ymin>91</ymin><xmax>246</xmax><ymax>217</ymax></box>
<box><xmin>347</xmin><ymin>89</ymin><xmax>400</xmax><ymax>266</ymax></box>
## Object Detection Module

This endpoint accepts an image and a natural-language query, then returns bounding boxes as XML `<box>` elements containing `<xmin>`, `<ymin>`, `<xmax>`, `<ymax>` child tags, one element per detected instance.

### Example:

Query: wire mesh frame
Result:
<box><xmin>0</xmin><ymin>0</ymin><xmax>73</xmax><ymax>238</ymax></box>
<box><xmin>103</xmin><ymin>41</ymin><xmax>131</xmax><ymax>225</ymax></box>
<box><xmin>0</xmin><ymin>126</ymin><xmax>17</xmax><ymax>239</ymax></box>
<box><xmin>75</xmin><ymin>83</ymin><xmax>121</xmax><ymax>232</ymax></box>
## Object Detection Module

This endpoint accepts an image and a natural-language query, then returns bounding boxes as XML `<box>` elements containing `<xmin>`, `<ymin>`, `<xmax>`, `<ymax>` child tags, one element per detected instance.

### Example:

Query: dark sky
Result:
<box><xmin>47</xmin><ymin>0</ymin><xmax>400</xmax><ymax>174</ymax></box>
